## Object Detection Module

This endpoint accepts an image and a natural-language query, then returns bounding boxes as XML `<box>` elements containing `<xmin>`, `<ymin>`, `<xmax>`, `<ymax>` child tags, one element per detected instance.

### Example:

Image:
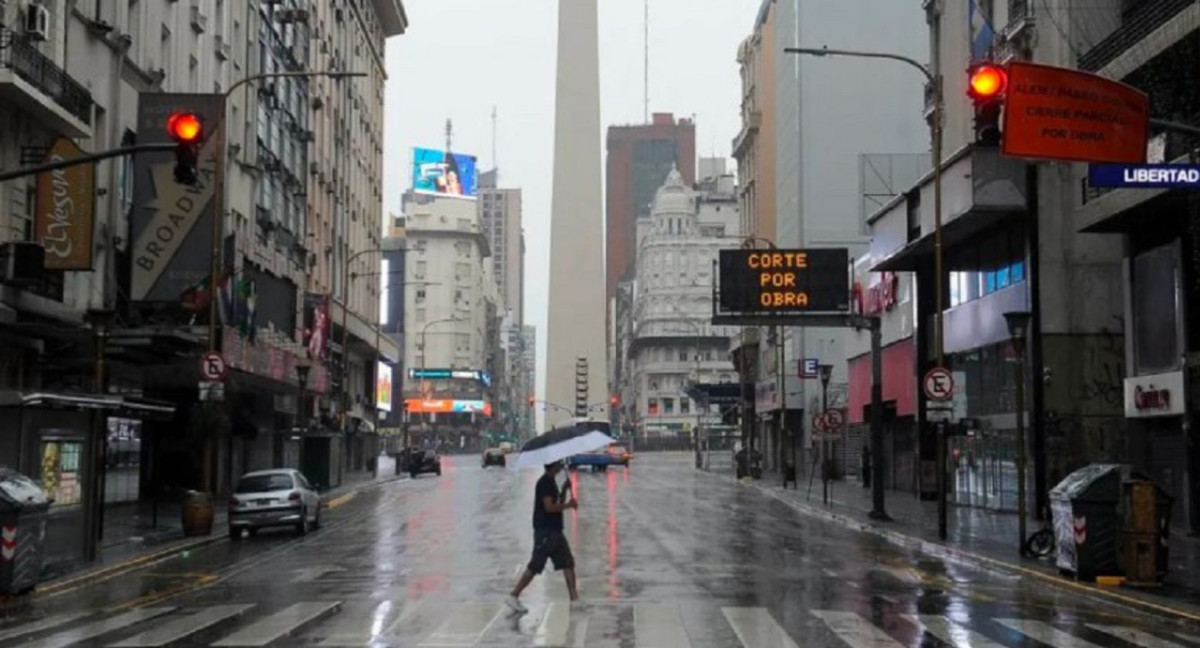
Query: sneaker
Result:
<box><xmin>505</xmin><ymin>595</ymin><xmax>528</xmax><ymax>614</ymax></box>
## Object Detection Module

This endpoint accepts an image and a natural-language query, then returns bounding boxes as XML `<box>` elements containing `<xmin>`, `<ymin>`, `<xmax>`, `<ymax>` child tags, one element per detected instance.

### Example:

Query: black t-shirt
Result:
<box><xmin>532</xmin><ymin>473</ymin><xmax>563</xmax><ymax>532</ymax></box>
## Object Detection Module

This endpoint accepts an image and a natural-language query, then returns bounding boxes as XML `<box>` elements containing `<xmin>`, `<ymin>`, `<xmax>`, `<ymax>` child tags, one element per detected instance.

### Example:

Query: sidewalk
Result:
<box><xmin>751</xmin><ymin>475</ymin><xmax>1200</xmax><ymax>621</ymax></box>
<box><xmin>39</xmin><ymin>458</ymin><xmax>402</xmax><ymax>588</ymax></box>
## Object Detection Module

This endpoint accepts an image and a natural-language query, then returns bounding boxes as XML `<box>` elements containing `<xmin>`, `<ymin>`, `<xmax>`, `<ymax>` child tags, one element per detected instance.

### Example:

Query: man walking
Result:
<box><xmin>506</xmin><ymin>461</ymin><xmax>578</xmax><ymax>613</ymax></box>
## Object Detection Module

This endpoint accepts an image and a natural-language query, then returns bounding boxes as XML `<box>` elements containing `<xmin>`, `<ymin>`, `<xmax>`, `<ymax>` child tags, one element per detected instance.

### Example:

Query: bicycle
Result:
<box><xmin>1022</xmin><ymin>506</ymin><xmax>1056</xmax><ymax>558</ymax></box>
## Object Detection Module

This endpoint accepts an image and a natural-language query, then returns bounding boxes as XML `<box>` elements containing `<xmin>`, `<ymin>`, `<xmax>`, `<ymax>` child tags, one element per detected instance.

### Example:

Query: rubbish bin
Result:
<box><xmin>0</xmin><ymin>468</ymin><xmax>51</xmax><ymax>595</ymax></box>
<box><xmin>180</xmin><ymin>490</ymin><xmax>214</xmax><ymax>537</ymax></box>
<box><xmin>1122</xmin><ymin>478</ymin><xmax>1173</xmax><ymax>586</ymax></box>
<box><xmin>1049</xmin><ymin>464</ymin><xmax>1126</xmax><ymax>581</ymax></box>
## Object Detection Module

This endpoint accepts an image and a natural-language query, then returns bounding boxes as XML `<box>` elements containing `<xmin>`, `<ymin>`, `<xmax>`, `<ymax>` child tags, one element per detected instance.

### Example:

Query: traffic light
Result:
<box><xmin>609</xmin><ymin>394</ymin><xmax>620</xmax><ymax>407</ymax></box>
<box><xmin>967</xmin><ymin>64</ymin><xmax>1007</xmax><ymax>148</ymax></box>
<box><xmin>527</xmin><ymin>395</ymin><xmax>535</xmax><ymax>407</ymax></box>
<box><xmin>167</xmin><ymin>111</ymin><xmax>203</xmax><ymax>185</ymax></box>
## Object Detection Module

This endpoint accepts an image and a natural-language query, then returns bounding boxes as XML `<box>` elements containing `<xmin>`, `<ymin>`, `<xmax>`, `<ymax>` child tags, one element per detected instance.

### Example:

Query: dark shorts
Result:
<box><xmin>528</xmin><ymin>529</ymin><xmax>574</xmax><ymax>574</ymax></box>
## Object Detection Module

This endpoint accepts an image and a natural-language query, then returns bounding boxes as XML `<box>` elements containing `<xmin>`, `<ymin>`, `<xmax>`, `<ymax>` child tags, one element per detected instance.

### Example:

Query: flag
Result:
<box><xmin>969</xmin><ymin>0</ymin><xmax>996</xmax><ymax>62</ymax></box>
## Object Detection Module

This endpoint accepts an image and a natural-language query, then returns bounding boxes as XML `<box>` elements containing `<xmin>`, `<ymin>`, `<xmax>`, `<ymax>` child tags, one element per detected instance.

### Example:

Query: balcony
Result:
<box><xmin>0</xmin><ymin>29</ymin><xmax>92</xmax><ymax>137</ymax></box>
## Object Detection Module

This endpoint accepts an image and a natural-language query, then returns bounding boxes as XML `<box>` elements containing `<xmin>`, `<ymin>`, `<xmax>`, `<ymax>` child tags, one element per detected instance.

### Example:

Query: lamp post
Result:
<box><xmin>207</xmin><ymin>70</ymin><xmax>366</xmax><ymax>354</ymax></box>
<box><xmin>371</xmin><ymin>279</ymin><xmax>440</xmax><ymax>469</ymax></box>
<box><xmin>416</xmin><ymin>317</ymin><xmax>462</xmax><ymax>448</ymax></box>
<box><xmin>1004</xmin><ymin>310</ymin><xmax>1033</xmax><ymax>555</ymax></box>
<box><xmin>819</xmin><ymin>363</ymin><xmax>834</xmax><ymax>505</ymax></box>
<box><xmin>784</xmin><ymin>45</ymin><xmax>945</xmax><ymax>533</ymax></box>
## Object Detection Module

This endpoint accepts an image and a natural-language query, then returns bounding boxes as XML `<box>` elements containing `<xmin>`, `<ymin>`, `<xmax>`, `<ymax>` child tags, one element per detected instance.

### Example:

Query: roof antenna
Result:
<box><xmin>643</xmin><ymin>0</ymin><xmax>650</xmax><ymax>123</ymax></box>
<box><xmin>491</xmin><ymin>105</ymin><xmax>498</xmax><ymax>172</ymax></box>
<box><xmin>445</xmin><ymin>118</ymin><xmax>453</xmax><ymax>152</ymax></box>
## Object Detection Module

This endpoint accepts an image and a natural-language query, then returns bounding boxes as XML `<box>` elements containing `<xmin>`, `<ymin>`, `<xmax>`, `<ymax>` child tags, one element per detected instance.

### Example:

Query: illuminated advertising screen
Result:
<box><xmin>405</xmin><ymin>399</ymin><xmax>493</xmax><ymax>417</ymax></box>
<box><xmin>376</xmin><ymin>363</ymin><xmax>393</xmax><ymax>412</ymax></box>
<box><xmin>718</xmin><ymin>249</ymin><xmax>850</xmax><ymax>313</ymax></box>
<box><xmin>412</xmin><ymin>147</ymin><xmax>478</xmax><ymax>199</ymax></box>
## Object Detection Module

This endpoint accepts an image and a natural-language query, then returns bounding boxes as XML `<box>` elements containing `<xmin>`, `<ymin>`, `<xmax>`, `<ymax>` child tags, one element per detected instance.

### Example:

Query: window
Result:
<box><xmin>415</xmin><ymin>308</ymin><xmax>426</xmax><ymax>323</ymax></box>
<box><xmin>679</xmin><ymin>350</ymin><xmax>689</xmax><ymax>362</ymax></box>
<box><xmin>663</xmin><ymin>398</ymin><xmax>674</xmax><ymax>414</ymax></box>
<box><xmin>1133</xmin><ymin>242</ymin><xmax>1180</xmax><ymax>373</ymax></box>
<box><xmin>647</xmin><ymin>398</ymin><xmax>659</xmax><ymax>415</ymax></box>
<box><xmin>680</xmin><ymin>399</ymin><xmax>690</xmax><ymax>414</ymax></box>
<box><xmin>414</xmin><ymin>261</ymin><xmax>427</xmax><ymax>278</ymax></box>
<box><xmin>415</xmin><ymin>289</ymin><xmax>426</xmax><ymax>303</ymax></box>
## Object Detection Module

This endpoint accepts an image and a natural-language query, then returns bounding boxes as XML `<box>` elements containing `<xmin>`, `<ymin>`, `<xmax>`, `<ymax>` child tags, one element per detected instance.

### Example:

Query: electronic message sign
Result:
<box><xmin>718</xmin><ymin>249</ymin><xmax>850</xmax><ymax>313</ymax></box>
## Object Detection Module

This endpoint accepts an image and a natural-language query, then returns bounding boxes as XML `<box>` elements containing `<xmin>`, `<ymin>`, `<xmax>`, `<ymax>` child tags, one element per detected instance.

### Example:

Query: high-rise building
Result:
<box><xmin>605</xmin><ymin>114</ymin><xmax>696</xmax><ymax>306</ymax></box>
<box><xmin>545</xmin><ymin>0</ymin><xmax>607</xmax><ymax>427</ymax></box>
<box><xmin>478</xmin><ymin>170</ymin><xmax>524</xmax><ymax>325</ymax></box>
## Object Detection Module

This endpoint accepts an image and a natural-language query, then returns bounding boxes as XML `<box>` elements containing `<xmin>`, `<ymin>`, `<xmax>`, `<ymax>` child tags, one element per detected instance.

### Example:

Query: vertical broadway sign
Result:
<box><xmin>131</xmin><ymin>93</ymin><xmax>225</xmax><ymax>302</ymax></box>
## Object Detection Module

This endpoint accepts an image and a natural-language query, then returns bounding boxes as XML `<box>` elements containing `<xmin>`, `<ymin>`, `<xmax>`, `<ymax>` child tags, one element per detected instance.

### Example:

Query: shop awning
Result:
<box><xmin>0</xmin><ymin>391</ymin><xmax>176</xmax><ymax>419</ymax></box>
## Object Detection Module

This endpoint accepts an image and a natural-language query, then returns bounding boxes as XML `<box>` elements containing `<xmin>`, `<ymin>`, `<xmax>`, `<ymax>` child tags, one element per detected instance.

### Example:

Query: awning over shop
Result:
<box><xmin>0</xmin><ymin>391</ymin><xmax>176</xmax><ymax>419</ymax></box>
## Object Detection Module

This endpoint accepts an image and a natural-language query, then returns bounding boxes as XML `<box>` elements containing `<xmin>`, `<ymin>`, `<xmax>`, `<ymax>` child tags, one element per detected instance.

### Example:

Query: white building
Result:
<box><xmin>627</xmin><ymin>169</ymin><xmax>740</xmax><ymax>437</ymax></box>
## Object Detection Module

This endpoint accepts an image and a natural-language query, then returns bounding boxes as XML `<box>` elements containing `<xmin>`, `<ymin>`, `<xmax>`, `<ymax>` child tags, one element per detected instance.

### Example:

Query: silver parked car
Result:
<box><xmin>228</xmin><ymin>469</ymin><xmax>321</xmax><ymax>539</ymax></box>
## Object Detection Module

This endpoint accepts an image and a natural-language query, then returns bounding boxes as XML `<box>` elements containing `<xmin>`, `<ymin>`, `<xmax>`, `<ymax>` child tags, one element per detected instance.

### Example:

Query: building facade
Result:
<box><xmin>478</xmin><ymin>169</ymin><xmax>523</xmax><ymax>325</ymax></box>
<box><xmin>400</xmin><ymin>190</ymin><xmax>494</xmax><ymax>451</ymax></box>
<box><xmin>626</xmin><ymin>169</ymin><xmax>740</xmax><ymax>438</ymax></box>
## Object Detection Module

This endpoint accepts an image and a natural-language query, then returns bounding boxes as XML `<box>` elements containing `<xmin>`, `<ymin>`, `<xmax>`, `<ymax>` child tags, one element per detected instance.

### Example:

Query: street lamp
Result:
<box><xmin>415</xmin><ymin>317</ymin><xmax>462</xmax><ymax>447</ymax></box>
<box><xmin>373</xmin><ymin>280</ymin><xmax>440</xmax><ymax>466</ymax></box>
<box><xmin>207</xmin><ymin>70</ymin><xmax>367</xmax><ymax>354</ymax></box>
<box><xmin>784</xmin><ymin>45</ymin><xmax>945</xmax><ymax>532</ymax></box>
<box><xmin>818</xmin><ymin>363</ymin><xmax>834</xmax><ymax>505</ymax></box>
<box><xmin>1004</xmin><ymin>310</ymin><xmax>1033</xmax><ymax>555</ymax></box>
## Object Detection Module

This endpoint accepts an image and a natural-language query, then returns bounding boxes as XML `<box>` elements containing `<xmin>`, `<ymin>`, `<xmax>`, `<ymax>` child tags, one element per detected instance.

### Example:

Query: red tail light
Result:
<box><xmin>288</xmin><ymin>491</ymin><xmax>302</xmax><ymax>501</ymax></box>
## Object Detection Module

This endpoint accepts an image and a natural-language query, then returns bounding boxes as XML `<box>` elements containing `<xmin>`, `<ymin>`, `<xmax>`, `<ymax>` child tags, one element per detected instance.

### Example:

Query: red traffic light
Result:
<box><xmin>167</xmin><ymin>112</ymin><xmax>203</xmax><ymax>143</ymax></box>
<box><xmin>609</xmin><ymin>395</ymin><xmax>620</xmax><ymax>406</ymax></box>
<box><xmin>968</xmin><ymin>65</ymin><xmax>1007</xmax><ymax>100</ymax></box>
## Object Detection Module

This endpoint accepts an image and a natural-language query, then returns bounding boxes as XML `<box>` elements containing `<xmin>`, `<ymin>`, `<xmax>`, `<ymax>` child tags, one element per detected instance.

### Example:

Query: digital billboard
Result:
<box><xmin>405</xmin><ymin>399</ymin><xmax>492</xmax><ymax>416</ymax></box>
<box><xmin>376</xmin><ymin>362</ymin><xmax>393</xmax><ymax>412</ymax></box>
<box><xmin>718</xmin><ymin>249</ymin><xmax>850</xmax><ymax>313</ymax></box>
<box><xmin>412</xmin><ymin>147</ymin><xmax>478</xmax><ymax>198</ymax></box>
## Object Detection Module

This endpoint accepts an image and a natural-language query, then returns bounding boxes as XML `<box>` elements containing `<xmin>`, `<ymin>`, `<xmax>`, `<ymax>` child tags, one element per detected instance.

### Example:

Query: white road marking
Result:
<box><xmin>811</xmin><ymin>610</ymin><xmax>903</xmax><ymax>648</ymax></box>
<box><xmin>20</xmin><ymin>608</ymin><xmax>176</xmax><ymax>648</ymax></box>
<box><xmin>534</xmin><ymin>602</ymin><xmax>589</xmax><ymax>648</ymax></box>
<box><xmin>1089</xmin><ymin>625</ymin><xmax>1190</xmax><ymax>648</ymax></box>
<box><xmin>317</xmin><ymin>601</ymin><xmax>421</xmax><ymax>646</ymax></box>
<box><xmin>291</xmin><ymin>566</ymin><xmax>347</xmax><ymax>583</ymax></box>
<box><xmin>108</xmin><ymin>605</ymin><xmax>254</xmax><ymax>647</ymax></box>
<box><xmin>995</xmin><ymin>618</ymin><xmax>1105</xmax><ymax>648</ymax></box>
<box><xmin>418</xmin><ymin>602</ymin><xmax>502</xmax><ymax>647</ymax></box>
<box><xmin>633</xmin><ymin>603</ymin><xmax>690</xmax><ymax>648</ymax></box>
<box><xmin>722</xmin><ymin>607</ymin><xmax>799</xmax><ymax>648</ymax></box>
<box><xmin>212</xmin><ymin>602</ymin><xmax>342</xmax><ymax>647</ymax></box>
<box><xmin>0</xmin><ymin>614</ymin><xmax>90</xmax><ymax>643</ymax></box>
<box><xmin>903</xmin><ymin>614</ymin><xmax>1006</xmax><ymax>648</ymax></box>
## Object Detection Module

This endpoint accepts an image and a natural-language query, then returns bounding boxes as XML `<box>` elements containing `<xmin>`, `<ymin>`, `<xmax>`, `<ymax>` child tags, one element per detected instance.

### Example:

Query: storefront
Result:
<box><xmin>1124</xmin><ymin>371</ymin><xmax>1186</xmax><ymax>525</ymax></box>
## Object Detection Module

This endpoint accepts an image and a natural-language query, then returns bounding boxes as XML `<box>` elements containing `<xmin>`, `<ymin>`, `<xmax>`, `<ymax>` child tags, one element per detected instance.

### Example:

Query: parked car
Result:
<box><xmin>499</xmin><ymin>442</ymin><xmax>515</xmax><ymax>454</ymax></box>
<box><xmin>482</xmin><ymin>448</ymin><xmax>506</xmax><ymax>468</ymax></box>
<box><xmin>606</xmin><ymin>444</ymin><xmax>631</xmax><ymax>465</ymax></box>
<box><xmin>409</xmin><ymin>448</ymin><xmax>442</xmax><ymax>478</ymax></box>
<box><xmin>228</xmin><ymin>469</ymin><xmax>321</xmax><ymax>539</ymax></box>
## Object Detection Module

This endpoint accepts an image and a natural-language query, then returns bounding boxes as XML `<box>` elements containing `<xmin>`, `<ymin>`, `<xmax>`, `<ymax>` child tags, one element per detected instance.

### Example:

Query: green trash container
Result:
<box><xmin>1049</xmin><ymin>464</ymin><xmax>1126</xmax><ymax>582</ymax></box>
<box><xmin>0</xmin><ymin>468</ymin><xmax>51</xmax><ymax>595</ymax></box>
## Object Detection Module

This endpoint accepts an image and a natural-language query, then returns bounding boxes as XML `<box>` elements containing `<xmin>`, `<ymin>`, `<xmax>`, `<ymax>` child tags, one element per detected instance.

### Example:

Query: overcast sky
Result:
<box><xmin>383</xmin><ymin>0</ymin><xmax>760</xmax><ymax>416</ymax></box>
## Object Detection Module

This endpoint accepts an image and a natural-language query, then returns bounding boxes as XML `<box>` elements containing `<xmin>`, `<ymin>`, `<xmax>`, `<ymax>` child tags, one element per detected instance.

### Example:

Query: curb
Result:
<box><xmin>32</xmin><ymin>472</ymin><xmax>406</xmax><ymax>597</ymax></box>
<box><xmin>748</xmin><ymin>480</ymin><xmax>1200</xmax><ymax>624</ymax></box>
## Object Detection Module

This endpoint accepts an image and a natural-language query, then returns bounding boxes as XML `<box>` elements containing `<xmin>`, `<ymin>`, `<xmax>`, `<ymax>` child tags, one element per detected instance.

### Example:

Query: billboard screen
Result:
<box><xmin>718</xmin><ymin>249</ymin><xmax>850</xmax><ymax>313</ymax></box>
<box><xmin>412</xmin><ymin>147</ymin><xmax>478</xmax><ymax>198</ymax></box>
<box><xmin>405</xmin><ymin>399</ymin><xmax>492</xmax><ymax>416</ymax></box>
<box><xmin>376</xmin><ymin>362</ymin><xmax>393</xmax><ymax>412</ymax></box>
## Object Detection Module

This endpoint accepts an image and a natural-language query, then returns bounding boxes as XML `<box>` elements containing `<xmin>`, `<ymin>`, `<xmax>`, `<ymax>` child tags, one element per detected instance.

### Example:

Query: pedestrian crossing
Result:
<box><xmin>0</xmin><ymin>599</ymin><xmax>1194</xmax><ymax>647</ymax></box>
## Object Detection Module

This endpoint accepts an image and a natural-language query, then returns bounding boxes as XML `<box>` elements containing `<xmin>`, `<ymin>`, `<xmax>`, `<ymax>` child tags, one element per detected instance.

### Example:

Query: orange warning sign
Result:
<box><xmin>1002</xmin><ymin>61</ymin><xmax>1149</xmax><ymax>164</ymax></box>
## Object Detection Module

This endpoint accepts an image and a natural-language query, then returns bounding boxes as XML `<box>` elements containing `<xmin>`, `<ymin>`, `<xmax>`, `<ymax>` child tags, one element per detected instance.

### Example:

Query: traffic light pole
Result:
<box><xmin>0</xmin><ymin>143</ymin><xmax>175</xmax><ymax>182</ymax></box>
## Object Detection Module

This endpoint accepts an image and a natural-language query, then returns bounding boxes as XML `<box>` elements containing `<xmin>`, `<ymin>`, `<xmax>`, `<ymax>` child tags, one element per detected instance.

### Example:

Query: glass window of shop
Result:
<box><xmin>105</xmin><ymin>418</ymin><xmax>142</xmax><ymax>504</ymax></box>
<box><xmin>949</xmin><ymin>226</ymin><xmax>1027</xmax><ymax>308</ymax></box>
<box><xmin>1132</xmin><ymin>242</ymin><xmax>1181</xmax><ymax>374</ymax></box>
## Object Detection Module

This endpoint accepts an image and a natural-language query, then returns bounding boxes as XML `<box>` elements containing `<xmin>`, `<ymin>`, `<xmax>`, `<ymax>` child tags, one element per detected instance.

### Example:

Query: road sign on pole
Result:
<box><xmin>200</xmin><ymin>352</ymin><xmax>227</xmax><ymax>382</ymax></box>
<box><xmin>923</xmin><ymin>367</ymin><xmax>954</xmax><ymax>402</ymax></box>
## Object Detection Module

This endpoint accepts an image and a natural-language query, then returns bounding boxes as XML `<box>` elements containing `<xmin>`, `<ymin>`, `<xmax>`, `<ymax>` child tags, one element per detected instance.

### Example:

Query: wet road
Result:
<box><xmin>1</xmin><ymin>453</ymin><xmax>1197</xmax><ymax>647</ymax></box>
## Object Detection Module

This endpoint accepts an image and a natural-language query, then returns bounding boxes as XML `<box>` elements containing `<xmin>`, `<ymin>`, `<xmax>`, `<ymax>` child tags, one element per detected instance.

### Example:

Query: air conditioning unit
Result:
<box><xmin>189</xmin><ymin>4</ymin><xmax>208</xmax><ymax>33</ymax></box>
<box><xmin>25</xmin><ymin>3</ymin><xmax>50</xmax><ymax>41</ymax></box>
<box><xmin>0</xmin><ymin>242</ymin><xmax>45</xmax><ymax>286</ymax></box>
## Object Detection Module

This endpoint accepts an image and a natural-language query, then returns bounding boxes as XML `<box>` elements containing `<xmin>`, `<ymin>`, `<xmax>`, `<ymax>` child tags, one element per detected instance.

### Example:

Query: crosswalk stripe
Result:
<box><xmin>18</xmin><ymin>608</ymin><xmax>176</xmax><ymax>648</ymax></box>
<box><xmin>633</xmin><ymin>603</ymin><xmax>690</xmax><ymax>648</ymax></box>
<box><xmin>903</xmin><ymin>615</ymin><xmax>1006</xmax><ymax>648</ymax></box>
<box><xmin>534</xmin><ymin>602</ymin><xmax>589</xmax><ymax>648</ymax></box>
<box><xmin>1089</xmin><ymin>625</ymin><xmax>1190</xmax><ymax>648</ymax></box>
<box><xmin>0</xmin><ymin>613</ymin><xmax>90</xmax><ymax>643</ymax></box>
<box><xmin>108</xmin><ymin>605</ymin><xmax>255</xmax><ymax>647</ymax></box>
<box><xmin>995</xmin><ymin>618</ymin><xmax>1104</xmax><ymax>648</ymax></box>
<box><xmin>721</xmin><ymin>607</ymin><xmax>798</xmax><ymax>648</ymax></box>
<box><xmin>811</xmin><ymin>610</ymin><xmax>903</xmax><ymax>648</ymax></box>
<box><xmin>418</xmin><ymin>602</ymin><xmax>501</xmax><ymax>647</ymax></box>
<box><xmin>211</xmin><ymin>602</ymin><xmax>342</xmax><ymax>647</ymax></box>
<box><xmin>317</xmin><ymin>601</ymin><xmax>421</xmax><ymax>646</ymax></box>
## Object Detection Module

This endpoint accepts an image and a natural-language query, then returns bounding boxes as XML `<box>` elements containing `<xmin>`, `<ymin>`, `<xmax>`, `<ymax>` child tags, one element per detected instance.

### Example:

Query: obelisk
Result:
<box><xmin>545</xmin><ymin>0</ymin><xmax>607</xmax><ymax>429</ymax></box>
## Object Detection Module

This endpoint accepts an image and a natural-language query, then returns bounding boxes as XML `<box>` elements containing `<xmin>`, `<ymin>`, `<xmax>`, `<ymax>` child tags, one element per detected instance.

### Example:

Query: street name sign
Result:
<box><xmin>1088</xmin><ymin>164</ymin><xmax>1200</xmax><ymax>189</ymax></box>
<box><xmin>718</xmin><ymin>248</ymin><xmax>850</xmax><ymax>313</ymax></box>
<box><xmin>1002</xmin><ymin>61</ymin><xmax>1149</xmax><ymax>164</ymax></box>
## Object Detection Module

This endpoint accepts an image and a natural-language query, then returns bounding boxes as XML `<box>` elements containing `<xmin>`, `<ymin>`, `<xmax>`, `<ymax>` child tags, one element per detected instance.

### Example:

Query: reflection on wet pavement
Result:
<box><xmin>0</xmin><ymin>453</ymin><xmax>1196</xmax><ymax>647</ymax></box>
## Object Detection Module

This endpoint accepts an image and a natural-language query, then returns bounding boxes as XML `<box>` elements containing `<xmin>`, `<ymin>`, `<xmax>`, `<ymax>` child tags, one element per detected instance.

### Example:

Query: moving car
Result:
<box><xmin>568</xmin><ymin>443</ymin><xmax>630</xmax><ymax>472</ymax></box>
<box><xmin>482</xmin><ymin>448</ymin><xmax>506</xmax><ymax>468</ymax></box>
<box><xmin>409</xmin><ymin>448</ymin><xmax>442</xmax><ymax>478</ymax></box>
<box><xmin>228</xmin><ymin>469</ymin><xmax>321</xmax><ymax>539</ymax></box>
